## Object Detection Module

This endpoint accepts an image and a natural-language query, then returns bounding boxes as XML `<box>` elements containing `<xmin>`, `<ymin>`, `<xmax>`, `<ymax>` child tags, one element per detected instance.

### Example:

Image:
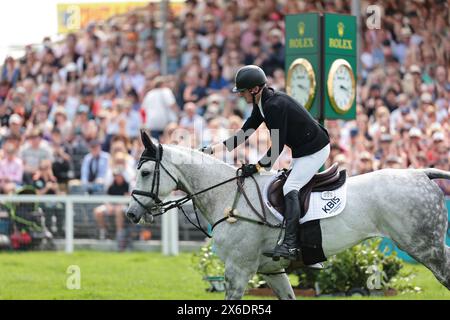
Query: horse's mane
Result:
<box><xmin>164</xmin><ymin>144</ymin><xmax>237</xmax><ymax>170</ymax></box>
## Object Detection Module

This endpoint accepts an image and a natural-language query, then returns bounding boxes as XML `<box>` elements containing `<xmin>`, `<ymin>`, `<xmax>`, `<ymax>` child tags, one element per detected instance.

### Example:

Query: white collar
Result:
<box><xmin>256</xmin><ymin>95</ymin><xmax>264</xmax><ymax>118</ymax></box>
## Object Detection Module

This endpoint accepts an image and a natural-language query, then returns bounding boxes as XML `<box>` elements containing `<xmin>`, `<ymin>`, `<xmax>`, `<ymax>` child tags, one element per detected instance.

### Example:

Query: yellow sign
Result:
<box><xmin>298</xmin><ymin>22</ymin><xmax>305</xmax><ymax>36</ymax></box>
<box><xmin>328</xmin><ymin>38</ymin><xmax>352</xmax><ymax>50</ymax></box>
<box><xmin>57</xmin><ymin>2</ymin><xmax>184</xmax><ymax>34</ymax></box>
<box><xmin>337</xmin><ymin>22</ymin><xmax>344</xmax><ymax>37</ymax></box>
<box><xmin>289</xmin><ymin>38</ymin><xmax>314</xmax><ymax>49</ymax></box>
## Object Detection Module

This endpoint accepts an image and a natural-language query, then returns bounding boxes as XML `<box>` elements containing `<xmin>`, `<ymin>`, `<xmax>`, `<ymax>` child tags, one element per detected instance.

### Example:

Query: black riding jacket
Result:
<box><xmin>223</xmin><ymin>87</ymin><xmax>330</xmax><ymax>167</ymax></box>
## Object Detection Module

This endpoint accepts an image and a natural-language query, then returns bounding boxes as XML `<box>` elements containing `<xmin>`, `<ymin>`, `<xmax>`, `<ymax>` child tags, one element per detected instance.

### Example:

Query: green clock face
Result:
<box><xmin>286</xmin><ymin>58</ymin><xmax>316</xmax><ymax>110</ymax></box>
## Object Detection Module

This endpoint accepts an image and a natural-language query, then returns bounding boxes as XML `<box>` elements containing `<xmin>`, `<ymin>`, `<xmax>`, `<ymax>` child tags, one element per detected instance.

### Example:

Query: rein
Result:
<box><xmin>131</xmin><ymin>146</ymin><xmax>282</xmax><ymax>238</ymax></box>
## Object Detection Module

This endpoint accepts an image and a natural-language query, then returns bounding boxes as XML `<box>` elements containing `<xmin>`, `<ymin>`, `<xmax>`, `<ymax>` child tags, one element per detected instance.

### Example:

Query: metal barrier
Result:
<box><xmin>0</xmin><ymin>195</ymin><xmax>209</xmax><ymax>255</ymax></box>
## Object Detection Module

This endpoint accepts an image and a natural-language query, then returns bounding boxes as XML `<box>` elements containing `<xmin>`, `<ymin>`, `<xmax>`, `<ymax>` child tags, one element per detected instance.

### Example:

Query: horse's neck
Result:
<box><xmin>167</xmin><ymin>147</ymin><xmax>238</xmax><ymax>224</ymax></box>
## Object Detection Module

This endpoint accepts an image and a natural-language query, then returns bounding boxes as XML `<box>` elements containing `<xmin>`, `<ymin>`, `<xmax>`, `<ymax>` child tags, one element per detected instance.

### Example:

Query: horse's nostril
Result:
<box><xmin>126</xmin><ymin>211</ymin><xmax>140</xmax><ymax>223</ymax></box>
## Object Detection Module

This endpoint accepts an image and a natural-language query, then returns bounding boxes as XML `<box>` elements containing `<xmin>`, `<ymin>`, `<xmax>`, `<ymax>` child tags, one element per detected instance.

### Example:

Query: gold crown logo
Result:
<box><xmin>337</xmin><ymin>22</ymin><xmax>344</xmax><ymax>37</ymax></box>
<box><xmin>298</xmin><ymin>22</ymin><xmax>305</xmax><ymax>36</ymax></box>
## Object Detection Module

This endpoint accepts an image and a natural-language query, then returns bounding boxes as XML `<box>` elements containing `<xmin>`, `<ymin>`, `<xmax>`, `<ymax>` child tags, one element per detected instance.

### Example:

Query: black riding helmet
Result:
<box><xmin>232</xmin><ymin>65</ymin><xmax>267</xmax><ymax>93</ymax></box>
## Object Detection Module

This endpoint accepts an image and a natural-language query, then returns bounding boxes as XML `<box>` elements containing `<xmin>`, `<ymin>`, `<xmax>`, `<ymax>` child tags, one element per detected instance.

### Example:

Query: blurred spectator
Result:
<box><xmin>206</xmin><ymin>63</ymin><xmax>229</xmax><ymax>93</ymax></box>
<box><xmin>93</xmin><ymin>167</ymin><xmax>129</xmax><ymax>249</ymax></box>
<box><xmin>353</xmin><ymin>151</ymin><xmax>374</xmax><ymax>175</ymax></box>
<box><xmin>179</xmin><ymin>102</ymin><xmax>206</xmax><ymax>135</ymax></box>
<box><xmin>1</xmin><ymin>57</ymin><xmax>20</xmax><ymax>87</ymax></box>
<box><xmin>80</xmin><ymin>139</ymin><xmax>110</xmax><ymax>193</ymax></box>
<box><xmin>50</xmin><ymin>128</ymin><xmax>72</xmax><ymax>192</ymax></box>
<box><xmin>32</xmin><ymin>159</ymin><xmax>59</xmax><ymax>195</ymax></box>
<box><xmin>19</xmin><ymin>128</ymin><xmax>53</xmax><ymax>184</ymax></box>
<box><xmin>5</xmin><ymin>114</ymin><xmax>25</xmax><ymax>138</ymax></box>
<box><xmin>141</xmin><ymin>76</ymin><xmax>178</xmax><ymax>139</ymax></box>
<box><xmin>0</xmin><ymin>135</ymin><xmax>24</xmax><ymax>193</ymax></box>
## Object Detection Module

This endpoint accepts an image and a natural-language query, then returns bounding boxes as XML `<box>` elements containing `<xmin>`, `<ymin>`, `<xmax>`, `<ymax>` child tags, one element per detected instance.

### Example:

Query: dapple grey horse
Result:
<box><xmin>126</xmin><ymin>132</ymin><xmax>450</xmax><ymax>299</ymax></box>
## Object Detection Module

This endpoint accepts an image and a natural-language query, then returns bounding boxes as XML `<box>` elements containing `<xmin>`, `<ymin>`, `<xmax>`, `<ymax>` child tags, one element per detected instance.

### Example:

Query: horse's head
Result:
<box><xmin>126</xmin><ymin>130</ymin><xmax>180</xmax><ymax>224</ymax></box>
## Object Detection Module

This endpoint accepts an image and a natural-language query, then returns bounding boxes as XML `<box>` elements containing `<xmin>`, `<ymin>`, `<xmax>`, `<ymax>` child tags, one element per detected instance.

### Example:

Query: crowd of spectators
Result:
<box><xmin>0</xmin><ymin>0</ymin><xmax>448</xmax><ymax>209</ymax></box>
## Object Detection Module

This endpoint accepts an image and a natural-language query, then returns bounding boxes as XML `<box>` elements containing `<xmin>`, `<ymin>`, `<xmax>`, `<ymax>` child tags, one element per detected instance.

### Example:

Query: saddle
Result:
<box><xmin>267</xmin><ymin>163</ymin><xmax>346</xmax><ymax>217</ymax></box>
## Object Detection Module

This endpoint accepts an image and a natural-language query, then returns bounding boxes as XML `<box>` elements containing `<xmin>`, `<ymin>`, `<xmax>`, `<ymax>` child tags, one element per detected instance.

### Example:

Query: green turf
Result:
<box><xmin>0</xmin><ymin>251</ymin><xmax>448</xmax><ymax>300</ymax></box>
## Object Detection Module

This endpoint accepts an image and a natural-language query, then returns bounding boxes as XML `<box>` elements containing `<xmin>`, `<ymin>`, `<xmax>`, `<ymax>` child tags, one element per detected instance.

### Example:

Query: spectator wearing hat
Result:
<box><xmin>404</xmin><ymin>127</ymin><xmax>426</xmax><ymax>165</ymax></box>
<box><xmin>80</xmin><ymin>139</ymin><xmax>110</xmax><ymax>193</ymax></box>
<box><xmin>73</xmin><ymin>104</ymin><xmax>91</xmax><ymax>135</ymax></box>
<box><xmin>390</xmin><ymin>94</ymin><xmax>416</xmax><ymax>133</ymax></box>
<box><xmin>409</xmin><ymin>65</ymin><xmax>423</xmax><ymax>97</ymax></box>
<box><xmin>353</xmin><ymin>151</ymin><xmax>374</xmax><ymax>175</ymax></box>
<box><xmin>18</xmin><ymin>128</ymin><xmax>54</xmax><ymax>184</ymax></box>
<box><xmin>375</xmin><ymin>133</ymin><xmax>394</xmax><ymax>163</ymax></box>
<box><xmin>52</xmin><ymin>106</ymin><xmax>72</xmax><ymax>141</ymax></box>
<box><xmin>383</xmin><ymin>155</ymin><xmax>403</xmax><ymax>169</ymax></box>
<box><xmin>5</xmin><ymin>114</ymin><xmax>24</xmax><ymax>139</ymax></box>
<box><xmin>369</xmin><ymin>106</ymin><xmax>391</xmax><ymax>139</ymax></box>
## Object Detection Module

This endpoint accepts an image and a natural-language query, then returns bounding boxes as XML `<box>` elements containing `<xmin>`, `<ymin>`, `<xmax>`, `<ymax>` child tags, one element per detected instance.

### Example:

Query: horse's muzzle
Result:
<box><xmin>126</xmin><ymin>210</ymin><xmax>142</xmax><ymax>224</ymax></box>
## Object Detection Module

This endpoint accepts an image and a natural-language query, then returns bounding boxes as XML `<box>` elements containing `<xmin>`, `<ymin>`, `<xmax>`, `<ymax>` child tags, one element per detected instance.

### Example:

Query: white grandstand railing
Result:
<box><xmin>0</xmin><ymin>195</ymin><xmax>179</xmax><ymax>255</ymax></box>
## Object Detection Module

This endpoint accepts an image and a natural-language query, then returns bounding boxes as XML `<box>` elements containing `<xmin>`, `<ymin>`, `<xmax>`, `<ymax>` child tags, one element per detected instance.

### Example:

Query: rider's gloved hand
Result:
<box><xmin>240</xmin><ymin>163</ymin><xmax>261</xmax><ymax>177</ymax></box>
<box><xmin>199</xmin><ymin>145</ymin><xmax>214</xmax><ymax>155</ymax></box>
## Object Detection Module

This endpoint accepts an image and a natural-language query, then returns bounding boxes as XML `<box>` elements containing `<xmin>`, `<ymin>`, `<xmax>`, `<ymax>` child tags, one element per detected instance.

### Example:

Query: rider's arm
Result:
<box><xmin>221</xmin><ymin>106</ymin><xmax>264</xmax><ymax>152</ymax></box>
<box><xmin>258</xmin><ymin>108</ymin><xmax>287</xmax><ymax>169</ymax></box>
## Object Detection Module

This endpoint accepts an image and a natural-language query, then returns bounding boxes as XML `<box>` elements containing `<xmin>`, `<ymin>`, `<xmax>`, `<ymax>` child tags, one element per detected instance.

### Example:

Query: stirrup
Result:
<box><xmin>306</xmin><ymin>262</ymin><xmax>324</xmax><ymax>270</ymax></box>
<box><xmin>264</xmin><ymin>246</ymin><xmax>299</xmax><ymax>261</ymax></box>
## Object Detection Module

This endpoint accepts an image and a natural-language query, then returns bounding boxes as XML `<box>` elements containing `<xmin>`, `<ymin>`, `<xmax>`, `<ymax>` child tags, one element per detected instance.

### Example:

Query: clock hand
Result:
<box><xmin>297</xmin><ymin>84</ymin><xmax>306</xmax><ymax>90</ymax></box>
<box><xmin>340</xmin><ymin>85</ymin><xmax>349</xmax><ymax>92</ymax></box>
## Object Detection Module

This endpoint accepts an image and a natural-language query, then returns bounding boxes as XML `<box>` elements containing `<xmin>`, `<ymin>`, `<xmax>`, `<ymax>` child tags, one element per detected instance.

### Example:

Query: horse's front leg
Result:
<box><xmin>224</xmin><ymin>262</ymin><xmax>255</xmax><ymax>300</ymax></box>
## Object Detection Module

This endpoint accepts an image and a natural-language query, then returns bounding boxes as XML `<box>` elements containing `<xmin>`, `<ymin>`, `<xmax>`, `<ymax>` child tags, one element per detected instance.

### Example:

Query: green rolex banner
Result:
<box><xmin>285</xmin><ymin>13</ymin><xmax>357</xmax><ymax>121</ymax></box>
<box><xmin>323</xmin><ymin>13</ymin><xmax>357</xmax><ymax>120</ymax></box>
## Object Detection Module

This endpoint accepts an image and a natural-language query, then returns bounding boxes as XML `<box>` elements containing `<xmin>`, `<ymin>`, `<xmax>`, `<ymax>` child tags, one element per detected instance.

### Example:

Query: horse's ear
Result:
<box><xmin>141</xmin><ymin>129</ymin><xmax>155</xmax><ymax>150</ymax></box>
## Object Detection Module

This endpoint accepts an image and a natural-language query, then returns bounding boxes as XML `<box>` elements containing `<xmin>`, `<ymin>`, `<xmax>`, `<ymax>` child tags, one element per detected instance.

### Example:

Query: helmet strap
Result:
<box><xmin>251</xmin><ymin>86</ymin><xmax>263</xmax><ymax>106</ymax></box>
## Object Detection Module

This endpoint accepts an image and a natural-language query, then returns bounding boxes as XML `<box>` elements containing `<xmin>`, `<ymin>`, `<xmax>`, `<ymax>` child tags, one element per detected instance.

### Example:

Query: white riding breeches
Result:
<box><xmin>282</xmin><ymin>143</ymin><xmax>331</xmax><ymax>195</ymax></box>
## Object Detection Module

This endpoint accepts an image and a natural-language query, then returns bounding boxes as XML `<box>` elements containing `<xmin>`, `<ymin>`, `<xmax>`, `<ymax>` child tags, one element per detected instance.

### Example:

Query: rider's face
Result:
<box><xmin>238</xmin><ymin>87</ymin><xmax>259</xmax><ymax>104</ymax></box>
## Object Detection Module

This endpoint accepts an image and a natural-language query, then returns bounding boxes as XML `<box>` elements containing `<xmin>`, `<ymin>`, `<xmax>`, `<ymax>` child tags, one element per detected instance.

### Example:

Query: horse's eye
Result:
<box><xmin>141</xmin><ymin>171</ymin><xmax>151</xmax><ymax>177</ymax></box>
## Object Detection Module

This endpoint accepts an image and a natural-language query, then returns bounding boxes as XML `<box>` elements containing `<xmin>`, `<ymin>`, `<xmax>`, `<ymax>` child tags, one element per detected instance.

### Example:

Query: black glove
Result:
<box><xmin>199</xmin><ymin>146</ymin><xmax>214</xmax><ymax>155</ymax></box>
<box><xmin>240</xmin><ymin>164</ymin><xmax>259</xmax><ymax>177</ymax></box>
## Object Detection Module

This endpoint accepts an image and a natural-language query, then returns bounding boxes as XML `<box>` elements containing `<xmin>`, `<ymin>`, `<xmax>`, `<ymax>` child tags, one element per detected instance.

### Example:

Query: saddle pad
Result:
<box><xmin>263</xmin><ymin>171</ymin><xmax>347</xmax><ymax>224</ymax></box>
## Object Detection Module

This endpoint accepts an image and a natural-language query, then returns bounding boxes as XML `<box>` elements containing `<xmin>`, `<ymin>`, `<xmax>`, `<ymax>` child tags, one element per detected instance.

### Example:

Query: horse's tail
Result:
<box><xmin>422</xmin><ymin>168</ymin><xmax>450</xmax><ymax>180</ymax></box>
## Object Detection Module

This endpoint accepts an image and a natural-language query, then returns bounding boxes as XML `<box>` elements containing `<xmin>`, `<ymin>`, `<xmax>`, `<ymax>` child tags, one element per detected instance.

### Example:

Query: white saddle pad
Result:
<box><xmin>263</xmin><ymin>171</ymin><xmax>347</xmax><ymax>224</ymax></box>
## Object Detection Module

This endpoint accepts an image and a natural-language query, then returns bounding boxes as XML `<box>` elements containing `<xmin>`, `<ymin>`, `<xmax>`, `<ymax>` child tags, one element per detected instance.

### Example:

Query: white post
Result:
<box><xmin>161</xmin><ymin>196</ymin><xmax>179</xmax><ymax>255</ymax></box>
<box><xmin>169</xmin><ymin>206</ymin><xmax>179</xmax><ymax>255</ymax></box>
<box><xmin>65</xmin><ymin>200</ymin><xmax>74</xmax><ymax>254</ymax></box>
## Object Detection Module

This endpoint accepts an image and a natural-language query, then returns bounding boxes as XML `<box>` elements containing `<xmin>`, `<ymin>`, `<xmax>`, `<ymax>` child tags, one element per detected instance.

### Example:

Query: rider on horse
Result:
<box><xmin>201</xmin><ymin>65</ymin><xmax>331</xmax><ymax>264</ymax></box>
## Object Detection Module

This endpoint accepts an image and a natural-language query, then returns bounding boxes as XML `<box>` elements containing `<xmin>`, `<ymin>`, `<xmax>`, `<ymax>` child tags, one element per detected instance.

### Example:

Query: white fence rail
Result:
<box><xmin>0</xmin><ymin>195</ymin><xmax>180</xmax><ymax>255</ymax></box>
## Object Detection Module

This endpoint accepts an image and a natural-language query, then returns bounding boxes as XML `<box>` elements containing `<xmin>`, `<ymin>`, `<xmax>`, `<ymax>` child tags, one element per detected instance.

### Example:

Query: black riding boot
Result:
<box><xmin>270</xmin><ymin>190</ymin><xmax>300</xmax><ymax>261</ymax></box>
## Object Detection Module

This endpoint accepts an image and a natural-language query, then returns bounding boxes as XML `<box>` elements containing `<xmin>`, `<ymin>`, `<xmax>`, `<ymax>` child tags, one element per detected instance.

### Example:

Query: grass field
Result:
<box><xmin>0</xmin><ymin>251</ymin><xmax>449</xmax><ymax>300</ymax></box>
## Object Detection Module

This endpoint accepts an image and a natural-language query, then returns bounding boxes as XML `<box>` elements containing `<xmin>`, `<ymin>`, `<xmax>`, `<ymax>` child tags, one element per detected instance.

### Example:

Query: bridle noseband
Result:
<box><xmin>131</xmin><ymin>144</ymin><xmax>180</xmax><ymax>218</ymax></box>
